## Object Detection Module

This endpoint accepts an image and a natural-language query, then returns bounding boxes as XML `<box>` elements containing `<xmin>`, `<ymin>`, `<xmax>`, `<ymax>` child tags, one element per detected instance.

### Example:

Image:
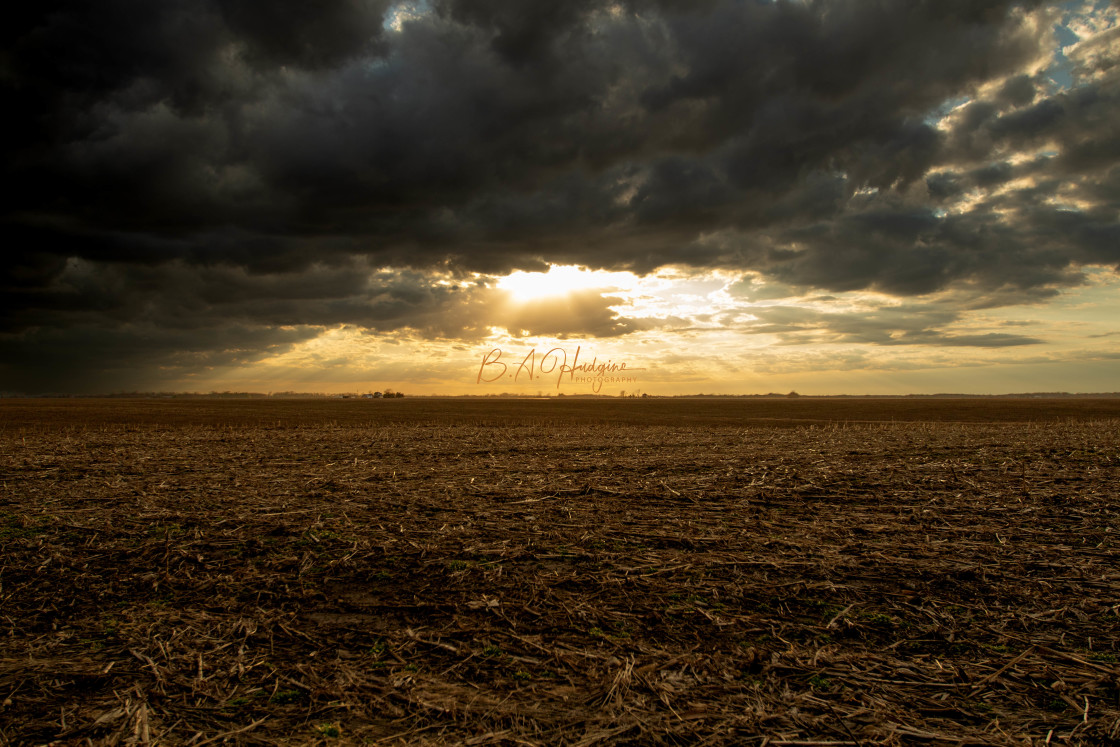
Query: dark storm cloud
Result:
<box><xmin>221</xmin><ymin>0</ymin><xmax>393</xmax><ymax>69</ymax></box>
<box><xmin>0</xmin><ymin>323</ymin><xmax>317</xmax><ymax>394</ymax></box>
<box><xmin>1</xmin><ymin>258</ymin><xmax>484</xmax><ymax>336</ymax></box>
<box><xmin>745</xmin><ymin>197</ymin><xmax>1111</xmax><ymax>297</ymax></box>
<box><xmin>3</xmin><ymin>0</ymin><xmax>1117</xmax><ymax>390</ymax></box>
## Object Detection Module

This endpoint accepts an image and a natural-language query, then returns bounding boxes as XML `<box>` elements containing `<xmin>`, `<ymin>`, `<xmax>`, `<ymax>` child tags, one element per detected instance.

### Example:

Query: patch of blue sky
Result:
<box><xmin>383</xmin><ymin>0</ymin><xmax>432</xmax><ymax>33</ymax></box>
<box><xmin>922</xmin><ymin>95</ymin><xmax>971</xmax><ymax>128</ymax></box>
<box><xmin>1047</xmin><ymin>0</ymin><xmax>1118</xmax><ymax>90</ymax></box>
<box><xmin>1041</xmin><ymin>4</ymin><xmax>1083</xmax><ymax>91</ymax></box>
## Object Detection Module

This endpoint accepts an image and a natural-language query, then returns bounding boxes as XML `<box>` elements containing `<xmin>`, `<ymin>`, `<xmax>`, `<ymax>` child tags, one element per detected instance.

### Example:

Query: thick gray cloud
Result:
<box><xmin>2</xmin><ymin>0</ymin><xmax>1117</xmax><ymax>391</ymax></box>
<box><xmin>737</xmin><ymin>303</ymin><xmax>1045</xmax><ymax>348</ymax></box>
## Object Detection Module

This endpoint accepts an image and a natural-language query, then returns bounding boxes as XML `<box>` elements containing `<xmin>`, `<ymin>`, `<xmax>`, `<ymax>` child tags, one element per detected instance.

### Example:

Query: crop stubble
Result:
<box><xmin>1</xmin><ymin>399</ymin><xmax>1119</xmax><ymax>745</ymax></box>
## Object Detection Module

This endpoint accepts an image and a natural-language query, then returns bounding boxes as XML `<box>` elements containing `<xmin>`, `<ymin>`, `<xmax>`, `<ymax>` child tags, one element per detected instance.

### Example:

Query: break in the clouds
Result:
<box><xmin>2</xmin><ymin>0</ymin><xmax>1119</xmax><ymax>393</ymax></box>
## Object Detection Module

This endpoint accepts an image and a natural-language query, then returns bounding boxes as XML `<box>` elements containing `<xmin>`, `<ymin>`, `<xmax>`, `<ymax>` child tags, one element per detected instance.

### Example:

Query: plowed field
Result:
<box><xmin>2</xmin><ymin>399</ymin><xmax>1118</xmax><ymax>745</ymax></box>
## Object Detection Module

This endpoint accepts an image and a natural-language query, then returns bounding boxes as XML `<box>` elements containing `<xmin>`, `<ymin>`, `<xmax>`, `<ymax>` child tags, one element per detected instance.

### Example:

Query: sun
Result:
<box><xmin>496</xmin><ymin>264</ymin><xmax>637</xmax><ymax>302</ymax></box>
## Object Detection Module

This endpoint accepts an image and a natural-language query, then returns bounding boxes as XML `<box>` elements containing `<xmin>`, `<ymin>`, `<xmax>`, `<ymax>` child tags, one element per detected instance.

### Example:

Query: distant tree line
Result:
<box><xmin>356</xmin><ymin>390</ymin><xmax>405</xmax><ymax>399</ymax></box>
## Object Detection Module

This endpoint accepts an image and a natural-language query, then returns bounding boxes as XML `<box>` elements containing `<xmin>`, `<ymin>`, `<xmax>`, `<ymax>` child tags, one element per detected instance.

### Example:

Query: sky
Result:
<box><xmin>3</xmin><ymin>0</ymin><xmax>1119</xmax><ymax>396</ymax></box>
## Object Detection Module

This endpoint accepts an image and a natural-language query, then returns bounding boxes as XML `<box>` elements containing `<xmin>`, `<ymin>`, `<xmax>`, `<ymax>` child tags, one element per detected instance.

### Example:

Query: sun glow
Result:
<box><xmin>496</xmin><ymin>265</ymin><xmax>639</xmax><ymax>302</ymax></box>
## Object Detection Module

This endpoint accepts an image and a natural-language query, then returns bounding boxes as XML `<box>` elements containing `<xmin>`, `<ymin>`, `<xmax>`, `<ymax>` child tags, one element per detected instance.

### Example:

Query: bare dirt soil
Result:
<box><xmin>1</xmin><ymin>398</ymin><xmax>1118</xmax><ymax>745</ymax></box>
